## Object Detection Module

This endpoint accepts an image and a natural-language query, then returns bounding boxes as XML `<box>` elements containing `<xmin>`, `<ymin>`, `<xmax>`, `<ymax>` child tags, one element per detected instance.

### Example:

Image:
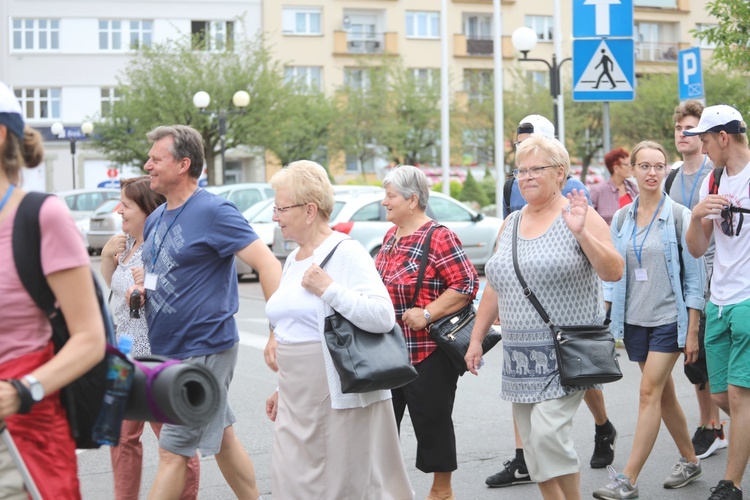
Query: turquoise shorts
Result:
<box><xmin>705</xmin><ymin>299</ymin><xmax>750</xmax><ymax>393</ymax></box>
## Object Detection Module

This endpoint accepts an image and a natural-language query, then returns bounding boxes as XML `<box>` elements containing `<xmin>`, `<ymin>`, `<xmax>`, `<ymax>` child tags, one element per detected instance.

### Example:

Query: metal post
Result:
<box><xmin>550</xmin><ymin>53</ymin><xmax>559</xmax><ymax>136</ymax></box>
<box><xmin>70</xmin><ymin>139</ymin><xmax>77</xmax><ymax>190</ymax></box>
<box><xmin>493</xmin><ymin>0</ymin><xmax>504</xmax><ymax>217</ymax></box>
<box><xmin>218</xmin><ymin>113</ymin><xmax>227</xmax><ymax>186</ymax></box>
<box><xmin>554</xmin><ymin>0</ymin><xmax>565</xmax><ymax>145</ymax></box>
<box><xmin>440</xmin><ymin>0</ymin><xmax>450</xmax><ymax>195</ymax></box>
<box><xmin>603</xmin><ymin>102</ymin><xmax>611</xmax><ymax>153</ymax></box>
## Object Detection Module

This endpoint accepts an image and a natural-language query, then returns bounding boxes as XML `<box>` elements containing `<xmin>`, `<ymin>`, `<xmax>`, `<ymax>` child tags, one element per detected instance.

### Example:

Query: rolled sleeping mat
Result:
<box><xmin>123</xmin><ymin>356</ymin><xmax>221</xmax><ymax>426</ymax></box>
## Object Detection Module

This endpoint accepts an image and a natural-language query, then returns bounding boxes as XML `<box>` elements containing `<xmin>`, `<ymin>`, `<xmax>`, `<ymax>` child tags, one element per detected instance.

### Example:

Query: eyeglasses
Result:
<box><xmin>720</xmin><ymin>206</ymin><xmax>744</xmax><ymax>237</ymax></box>
<box><xmin>272</xmin><ymin>204</ymin><xmax>305</xmax><ymax>215</ymax></box>
<box><xmin>635</xmin><ymin>163</ymin><xmax>667</xmax><ymax>173</ymax></box>
<box><xmin>512</xmin><ymin>165</ymin><xmax>556</xmax><ymax>179</ymax></box>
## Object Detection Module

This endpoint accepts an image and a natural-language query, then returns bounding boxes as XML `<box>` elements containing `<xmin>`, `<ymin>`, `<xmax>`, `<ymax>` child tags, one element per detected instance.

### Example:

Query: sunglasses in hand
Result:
<box><xmin>720</xmin><ymin>206</ymin><xmax>745</xmax><ymax>237</ymax></box>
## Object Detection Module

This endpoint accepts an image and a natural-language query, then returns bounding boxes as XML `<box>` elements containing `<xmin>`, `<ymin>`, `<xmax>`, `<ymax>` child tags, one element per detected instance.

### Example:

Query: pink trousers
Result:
<box><xmin>110</xmin><ymin>419</ymin><xmax>200</xmax><ymax>500</ymax></box>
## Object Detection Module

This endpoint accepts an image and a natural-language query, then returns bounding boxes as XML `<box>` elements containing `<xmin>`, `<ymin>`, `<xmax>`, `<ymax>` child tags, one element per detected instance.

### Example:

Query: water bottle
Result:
<box><xmin>92</xmin><ymin>335</ymin><xmax>135</xmax><ymax>446</ymax></box>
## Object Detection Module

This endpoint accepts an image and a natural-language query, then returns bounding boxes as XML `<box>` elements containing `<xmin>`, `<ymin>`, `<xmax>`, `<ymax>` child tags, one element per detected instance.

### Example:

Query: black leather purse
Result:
<box><xmin>415</xmin><ymin>226</ymin><xmax>501</xmax><ymax>375</ymax></box>
<box><xmin>320</xmin><ymin>240</ymin><xmax>418</xmax><ymax>394</ymax></box>
<box><xmin>511</xmin><ymin>216</ymin><xmax>622</xmax><ymax>387</ymax></box>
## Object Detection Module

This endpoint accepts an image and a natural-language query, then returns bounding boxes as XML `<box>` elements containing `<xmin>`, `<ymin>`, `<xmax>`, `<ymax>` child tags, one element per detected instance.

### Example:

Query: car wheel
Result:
<box><xmin>369</xmin><ymin>246</ymin><xmax>382</xmax><ymax>259</ymax></box>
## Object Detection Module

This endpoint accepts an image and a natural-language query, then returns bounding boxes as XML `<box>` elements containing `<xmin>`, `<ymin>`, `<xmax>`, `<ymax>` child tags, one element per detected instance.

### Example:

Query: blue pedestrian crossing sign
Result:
<box><xmin>573</xmin><ymin>0</ymin><xmax>633</xmax><ymax>38</ymax></box>
<box><xmin>678</xmin><ymin>47</ymin><xmax>704</xmax><ymax>100</ymax></box>
<box><xmin>573</xmin><ymin>39</ymin><xmax>635</xmax><ymax>101</ymax></box>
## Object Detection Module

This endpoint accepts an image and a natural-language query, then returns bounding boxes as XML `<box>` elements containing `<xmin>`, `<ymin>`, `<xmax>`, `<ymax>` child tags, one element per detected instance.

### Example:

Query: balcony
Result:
<box><xmin>635</xmin><ymin>42</ymin><xmax>679</xmax><ymax>62</ymax></box>
<box><xmin>454</xmin><ymin>34</ymin><xmax>493</xmax><ymax>57</ymax></box>
<box><xmin>334</xmin><ymin>31</ymin><xmax>398</xmax><ymax>56</ymax></box>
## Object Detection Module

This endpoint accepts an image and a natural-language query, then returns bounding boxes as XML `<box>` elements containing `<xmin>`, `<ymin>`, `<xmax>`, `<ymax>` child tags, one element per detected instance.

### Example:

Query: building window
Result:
<box><xmin>99</xmin><ymin>20</ymin><xmax>152</xmax><ymax>51</ymax></box>
<box><xmin>634</xmin><ymin>0</ymin><xmax>677</xmax><ymax>7</ymax></box>
<box><xmin>282</xmin><ymin>7</ymin><xmax>322</xmax><ymax>35</ymax></box>
<box><xmin>406</xmin><ymin>11</ymin><xmax>440</xmax><ymax>39</ymax></box>
<box><xmin>284</xmin><ymin>66</ymin><xmax>323</xmax><ymax>93</ymax></box>
<box><xmin>635</xmin><ymin>22</ymin><xmax>678</xmax><ymax>61</ymax></box>
<box><xmin>464</xmin><ymin>69</ymin><xmax>493</xmax><ymax>102</ymax></box>
<box><xmin>191</xmin><ymin>21</ymin><xmax>234</xmax><ymax>51</ymax></box>
<box><xmin>11</xmin><ymin>18</ymin><xmax>59</xmax><ymax>51</ymax></box>
<box><xmin>527</xmin><ymin>70</ymin><xmax>549</xmax><ymax>88</ymax></box>
<box><xmin>100</xmin><ymin>88</ymin><xmax>122</xmax><ymax>117</ymax></box>
<box><xmin>344</xmin><ymin>68</ymin><xmax>371</xmax><ymax>91</ymax></box>
<box><xmin>411</xmin><ymin>68</ymin><xmax>439</xmax><ymax>91</ymax></box>
<box><xmin>13</xmin><ymin>88</ymin><xmax>61</xmax><ymax>120</ymax></box>
<box><xmin>526</xmin><ymin>15</ymin><xmax>553</xmax><ymax>42</ymax></box>
<box><xmin>465</xmin><ymin>14</ymin><xmax>492</xmax><ymax>40</ymax></box>
<box><xmin>696</xmin><ymin>24</ymin><xmax>717</xmax><ymax>49</ymax></box>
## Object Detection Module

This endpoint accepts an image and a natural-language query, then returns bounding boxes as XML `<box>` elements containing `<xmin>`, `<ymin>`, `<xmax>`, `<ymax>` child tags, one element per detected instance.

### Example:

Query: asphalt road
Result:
<box><xmin>77</xmin><ymin>264</ymin><xmax>742</xmax><ymax>499</ymax></box>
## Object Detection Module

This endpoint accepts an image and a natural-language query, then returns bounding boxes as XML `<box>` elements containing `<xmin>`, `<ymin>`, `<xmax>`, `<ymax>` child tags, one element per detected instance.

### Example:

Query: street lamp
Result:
<box><xmin>51</xmin><ymin>121</ymin><xmax>94</xmax><ymax>190</ymax></box>
<box><xmin>192</xmin><ymin>90</ymin><xmax>250</xmax><ymax>185</ymax></box>
<box><xmin>511</xmin><ymin>26</ymin><xmax>571</xmax><ymax>138</ymax></box>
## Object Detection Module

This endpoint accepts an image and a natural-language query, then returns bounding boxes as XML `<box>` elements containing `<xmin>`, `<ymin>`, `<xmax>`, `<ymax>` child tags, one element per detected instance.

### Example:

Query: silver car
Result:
<box><xmin>205</xmin><ymin>182</ymin><xmax>274</xmax><ymax>213</ymax></box>
<box><xmin>56</xmin><ymin>188</ymin><xmax>120</xmax><ymax>250</ymax></box>
<box><xmin>235</xmin><ymin>198</ymin><xmax>276</xmax><ymax>279</ymax></box>
<box><xmin>272</xmin><ymin>189</ymin><xmax>502</xmax><ymax>271</ymax></box>
<box><xmin>87</xmin><ymin>199</ymin><xmax>122</xmax><ymax>254</ymax></box>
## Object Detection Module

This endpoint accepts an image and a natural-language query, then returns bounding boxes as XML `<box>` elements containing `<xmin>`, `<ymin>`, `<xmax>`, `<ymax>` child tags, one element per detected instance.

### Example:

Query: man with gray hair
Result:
<box><xmin>131</xmin><ymin>125</ymin><xmax>281</xmax><ymax>499</ymax></box>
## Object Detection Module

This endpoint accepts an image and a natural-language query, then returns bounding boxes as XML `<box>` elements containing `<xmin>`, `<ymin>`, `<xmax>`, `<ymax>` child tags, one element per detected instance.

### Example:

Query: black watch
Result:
<box><xmin>7</xmin><ymin>379</ymin><xmax>34</xmax><ymax>414</ymax></box>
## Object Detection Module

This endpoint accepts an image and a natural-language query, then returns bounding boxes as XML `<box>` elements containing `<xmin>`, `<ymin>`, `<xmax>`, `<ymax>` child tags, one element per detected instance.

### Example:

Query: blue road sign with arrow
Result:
<box><xmin>573</xmin><ymin>0</ymin><xmax>634</xmax><ymax>38</ymax></box>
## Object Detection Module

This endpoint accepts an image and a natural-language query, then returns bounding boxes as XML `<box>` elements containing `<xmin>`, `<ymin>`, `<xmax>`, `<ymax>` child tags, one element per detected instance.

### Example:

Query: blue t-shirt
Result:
<box><xmin>503</xmin><ymin>176</ymin><xmax>592</xmax><ymax>218</ymax></box>
<box><xmin>142</xmin><ymin>188</ymin><xmax>258</xmax><ymax>358</ymax></box>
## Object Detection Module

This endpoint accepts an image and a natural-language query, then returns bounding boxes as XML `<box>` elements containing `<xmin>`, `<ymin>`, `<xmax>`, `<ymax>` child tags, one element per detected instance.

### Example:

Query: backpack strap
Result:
<box><xmin>12</xmin><ymin>193</ymin><xmax>65</xmax><ymax>342</ymax></box>
<box><xmin>503</xmin><ymin>178</ymin><xmax>514</xmax><ymax>218</ymax></box>
<box><xmin>664</xmin><ymin>165</ymin><xmax>680</xmax><ymax>195</ymax></box>
<box><xmin>709</xmin><ymin>167</ymin><xmax>724</xmax><ymax>195</ymax></box>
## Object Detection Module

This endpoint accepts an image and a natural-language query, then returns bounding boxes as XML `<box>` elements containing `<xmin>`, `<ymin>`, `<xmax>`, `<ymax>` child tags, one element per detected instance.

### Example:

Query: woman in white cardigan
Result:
<box><xmin>264</xmin><ymin>160</ymin><xmax>414</xmax><ymax>500</ymax></box>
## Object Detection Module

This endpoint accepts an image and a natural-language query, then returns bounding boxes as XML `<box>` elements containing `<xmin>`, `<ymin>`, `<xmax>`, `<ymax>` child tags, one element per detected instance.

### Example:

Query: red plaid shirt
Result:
<box><xmin>375</xmin><ymin>221</ymin><xmax>478</xmax><ymax>365</ymax></box>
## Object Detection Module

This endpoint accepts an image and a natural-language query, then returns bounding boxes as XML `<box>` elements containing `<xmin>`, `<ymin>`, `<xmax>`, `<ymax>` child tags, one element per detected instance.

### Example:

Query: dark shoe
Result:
<box><xmin>693</xmin><ymin>424</ymin><xmax>728</xmax><ymax>459</ymax></box>
<box><xmin>485</xmin><ymin>457</ymin><xmax>533</xmax><ymax>488</ymax></box>
<box><xmin>708</xmin><ymin>480</ymin><xmax>743</xmax><ymax>499</ymax></box>
<box><xmin>591</xmin><ymin>425</ymin><xmax>617</xmax><ymax>469</ymax></box>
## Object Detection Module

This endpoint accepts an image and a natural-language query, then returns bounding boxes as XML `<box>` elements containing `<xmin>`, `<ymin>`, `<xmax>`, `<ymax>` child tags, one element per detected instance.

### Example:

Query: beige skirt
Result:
<box><xmin>272</xmin><ymin>341</ymin><xmax>414</xmax><ymax>500</ymax></box>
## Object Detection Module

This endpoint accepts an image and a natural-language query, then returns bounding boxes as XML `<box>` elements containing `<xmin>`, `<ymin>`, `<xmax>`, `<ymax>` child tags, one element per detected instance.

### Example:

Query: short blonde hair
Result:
<box><xmin>270</xmin><ymin>160</ymin><xmax>335</xmax><ymax>221</ymax></box>
<box><xmin>516</xmin><ymin>135</ymin><xmax>570</xmax><ymax>189</ymax></box>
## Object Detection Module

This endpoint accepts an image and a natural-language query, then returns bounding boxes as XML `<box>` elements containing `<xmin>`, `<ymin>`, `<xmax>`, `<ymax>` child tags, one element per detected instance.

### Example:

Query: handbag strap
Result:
<box><xmin>511</xmin><ymin>214</ymin><xmax>554</xmax><ymax>327</ymax></box>
<box><xmin>409</xmin><ymin>224</ymin><xmax>437</xmax><ymax>309</ymax></box>
<box><xmin>319</xmin><ymin>239</ymin><xmax>349</xmax><ymax>268</ymax></box>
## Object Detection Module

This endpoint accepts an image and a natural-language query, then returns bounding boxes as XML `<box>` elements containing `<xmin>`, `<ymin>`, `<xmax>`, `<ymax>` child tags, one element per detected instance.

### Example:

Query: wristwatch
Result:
<box><xmin>22</xmin><ymin>375</ymin><xmax>45</xmax><ymax>404</ymax></box>
<box><xmin>7</xmin><ymin>379</ymin><xmax>33</xmax><ymax>414</ymax></box>
<box><xmin>423</xmin><ymin>308</ymin><xmax>432</xmax><ymax>324</ymax></box>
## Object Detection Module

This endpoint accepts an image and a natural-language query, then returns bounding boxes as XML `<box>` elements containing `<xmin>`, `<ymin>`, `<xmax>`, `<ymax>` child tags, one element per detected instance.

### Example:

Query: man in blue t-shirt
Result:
<box><xmin>133</xmin><ymin>125</ymin><xmax>281</xmax><ymax>500</ymax></box>
<box><xmin>486</xmin><ymin>115</ymin><xmax>617</xmax><ymax>489</ymax></box>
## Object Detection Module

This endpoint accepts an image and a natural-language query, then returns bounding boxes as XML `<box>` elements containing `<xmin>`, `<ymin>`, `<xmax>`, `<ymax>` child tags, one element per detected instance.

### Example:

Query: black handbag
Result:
<box><xmin>511</xmin><ymin>216</ymin><xmax>623</xmax><ymax>387</ymax></box>
<box><xmin>413</xmin><ymin>226</ymin><xmax>501</xmax><ymax>375</ymax></box>
<box><xmin>320</xmin><ymin>240</ymin><xmax>418</xmax><ymax>394</ymax></box>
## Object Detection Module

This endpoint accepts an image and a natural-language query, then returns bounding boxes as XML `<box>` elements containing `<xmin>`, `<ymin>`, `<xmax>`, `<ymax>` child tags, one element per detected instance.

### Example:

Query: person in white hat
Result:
<box><xmin>0</xmin><ymin>81</ymin><xmax>105</xmax><ymax>499</ymax></box>
<box><xmin>685</xmin><ymin>104</ymin><xmax>750</xmax><ymax>500</ymax></box>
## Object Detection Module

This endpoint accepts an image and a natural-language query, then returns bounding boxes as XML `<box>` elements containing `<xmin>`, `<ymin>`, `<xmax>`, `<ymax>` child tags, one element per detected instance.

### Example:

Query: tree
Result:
<box><xmin>89</xmin><ymin>35</ymin><xmax>291</xmax><ymax>185</ymax></box>
<box><xmin>459</xmin><ymin>170</ymin><xmax>489</xmax><ymax>207</ymax></box>
<box><xmin>693</xmin><ymin>0</ymin><xmax>750</xmax><ymax>72</ymax></box>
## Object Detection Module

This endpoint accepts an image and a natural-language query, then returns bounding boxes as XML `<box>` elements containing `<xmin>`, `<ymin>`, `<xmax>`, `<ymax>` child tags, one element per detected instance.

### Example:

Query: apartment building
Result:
<box><xmin>1</xmin><ymin>0</ymin><xmax>261</xmax><ymax>192</ymax></box>
<box><xmin>265</xmin><ymin>0</ymin><xmax>717</xmax><ymax>175</ymax></box>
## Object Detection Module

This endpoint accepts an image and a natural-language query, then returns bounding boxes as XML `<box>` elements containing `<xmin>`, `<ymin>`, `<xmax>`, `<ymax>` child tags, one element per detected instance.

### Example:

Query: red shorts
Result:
<box><xmin>0</xmin><ymin>343</ymin><xmax>81</xmax><ymax>499</ymax></box>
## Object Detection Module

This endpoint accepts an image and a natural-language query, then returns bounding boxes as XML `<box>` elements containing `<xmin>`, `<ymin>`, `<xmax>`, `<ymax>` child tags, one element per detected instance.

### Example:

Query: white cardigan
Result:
<box><xmin>283</xmin><ymin>231</ymin><xmax>396</xmax><ymax>409</ymax></box>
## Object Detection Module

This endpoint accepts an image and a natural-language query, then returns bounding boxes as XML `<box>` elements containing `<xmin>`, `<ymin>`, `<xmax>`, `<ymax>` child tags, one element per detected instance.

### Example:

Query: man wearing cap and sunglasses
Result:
<box><xmin>685</xmin><ymin>104</ymin><xmax>750</xmax><ymax>500</ymax></box>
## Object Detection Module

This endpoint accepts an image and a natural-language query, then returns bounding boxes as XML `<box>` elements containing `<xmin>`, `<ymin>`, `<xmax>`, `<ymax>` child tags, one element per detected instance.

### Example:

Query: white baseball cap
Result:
<box><xmin>0</xmin><ymin>82</ymin><xmax>24</xmax><ymax>139</ymax></box>
<box><xmin>683</xmin><ymin>104</ymin><xmax>746</xmax><ymax>136</ymax></box>
<box><xmin>517</xmin><ymin>114</ymin><xmax>555</xmax><ymax>139</ymax></box>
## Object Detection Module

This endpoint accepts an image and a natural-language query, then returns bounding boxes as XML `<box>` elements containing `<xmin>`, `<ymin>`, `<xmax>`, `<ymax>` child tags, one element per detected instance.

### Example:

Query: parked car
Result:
<box><xmin>205</xmin><ymin>182</ymin><xmax>274</xmax><ymax>213</ymax></box>
<box><xmin>56</xmin><ymin>188</ymin><xmax>120</xmax><ymax>243</ymax></box>
<box><xmin>271</xmin><ymin>189</ymin><xmax>502</xmax><ymax>271</ymax></box>
<box><xmin>235</xmin><ymin>198</ymin><xmax>275</xmax><ymax>279</ymax></box>
<box><xmin>87</xmin><ymin>199</ymin><xmax>122</xmax><ymax>254</ymax></box>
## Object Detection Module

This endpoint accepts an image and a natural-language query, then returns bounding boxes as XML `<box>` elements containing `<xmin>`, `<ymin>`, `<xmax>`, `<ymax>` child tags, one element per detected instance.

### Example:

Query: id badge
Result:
<box><xmin>144</xmin><ymin>273</ymin><xmax>158</xmax><ymax>291</ymax></box>
<box><xmin>635</xmin><ymin>268</ymin><xmax>648</xmax><ymax>282</ymax></box>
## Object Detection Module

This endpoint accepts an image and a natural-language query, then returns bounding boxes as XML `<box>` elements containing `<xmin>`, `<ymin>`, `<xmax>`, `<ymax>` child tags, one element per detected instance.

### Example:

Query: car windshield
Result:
<box><xmin>93</xmin><ymin>199</ymin><xmax>120</xmax><ymax>215</ymax></box>
<box><xmin>330</xmin><ymin>201</ymin><xmax>346</xmax><ymax>221</ymax></box>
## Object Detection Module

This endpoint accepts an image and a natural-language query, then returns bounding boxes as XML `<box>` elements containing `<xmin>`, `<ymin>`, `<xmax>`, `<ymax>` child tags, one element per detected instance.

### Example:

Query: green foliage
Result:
<box><xmin>459</xmin><ymin>170</ymin><xmax>489</xmax><ymax>206</ymax></box>
<box><xmin>432</xmin><ymin>180</ymin><xmax>462</xmax><ymax>199</ymax></box>
<box><xmin>692</xmin><ymin>0</ymin><xmax>750</xmax><ymax>73</ymax></box>
<box><xmin>481</xmin><ymin>167</ymin><xmax>497</xmax><ymax>205</ymax></box>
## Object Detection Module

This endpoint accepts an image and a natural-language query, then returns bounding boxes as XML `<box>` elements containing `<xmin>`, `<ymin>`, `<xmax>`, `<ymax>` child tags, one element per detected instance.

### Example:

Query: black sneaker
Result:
<box><xmin>693</xmin><ymin>425</ymin><xmax>728</xmax><ymax>459</ymax></box>
<box><xmin>708</xmin><ymin>480</ymin><xmax>743</xmax><ymax>499</ymax></box>
<box><xmin>591</xmin><ymin>425</ymin><xmax>617</xmax><ymax>469</ymax></box>
<box><xmin>485</xmin><ymin>457</ymin><xmax>533</xmax><ymax>488</ymax></box>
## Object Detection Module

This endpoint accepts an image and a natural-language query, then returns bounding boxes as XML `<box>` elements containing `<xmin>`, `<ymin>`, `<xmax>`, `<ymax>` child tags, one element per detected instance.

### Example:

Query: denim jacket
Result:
<box><xmin>603</xmin><ymin>194</ymin><xmax>706</xmax><ymax>347</ymax></box>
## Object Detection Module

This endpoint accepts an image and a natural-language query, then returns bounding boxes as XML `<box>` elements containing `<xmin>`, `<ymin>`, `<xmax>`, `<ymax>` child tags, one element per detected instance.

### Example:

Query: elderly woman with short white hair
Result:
<box><xmin>467</xmin><ymin>136</ymin><xmax>623</xmax><ymax>500</ymax></box>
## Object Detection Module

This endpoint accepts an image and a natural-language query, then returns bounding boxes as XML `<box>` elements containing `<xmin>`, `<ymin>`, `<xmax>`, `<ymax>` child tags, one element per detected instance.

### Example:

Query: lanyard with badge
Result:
<box><xmin>0</xmin><ymin>184</ymin><xmax>15</xmax><ymax>212</ymax></box>
<box><xmin>631</xmin><ymin>194</ymin><xmax>665</xmax><ymax>282</ymax></box>
<box><xmin>145</xmin><ymin>190</ymin><xmax>198</xmax><ymax>290</ymax></box>
<box><xmin>680</xmin><ymin>155</ymin><xmax>707</xmax><ymax>209</ymax></box>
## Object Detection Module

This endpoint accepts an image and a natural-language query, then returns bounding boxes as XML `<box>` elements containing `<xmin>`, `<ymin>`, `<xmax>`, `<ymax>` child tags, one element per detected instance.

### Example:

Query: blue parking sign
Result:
<box><xmin>573</xmin><ymin>0</ymin><xmax>633</xmax><ymax>39</ymax></box>
<box><xmin>678</xmin><ymin>48</ymin><xmax>704</xmax><ymax>100</ymax></box>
